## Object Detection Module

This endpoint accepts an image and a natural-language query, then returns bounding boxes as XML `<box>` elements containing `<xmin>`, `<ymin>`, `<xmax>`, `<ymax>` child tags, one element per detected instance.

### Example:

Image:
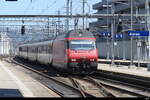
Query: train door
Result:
<box><xmin>49</xmin><ymin>42</ymin><xmax>53</xmax><ymax>64</ymax></box>
<box><xmin>59</xmin><ymin>40</ymin><xmax>66</xmax><ymax>67</ymax></box>
<box><xmin>56</xmin><ymin>39</ymin><xmax>65</xmax><ymax>67</ymax></box>
<box><xmin>52</xmin><ymin>39</ymin><xmax>63</xmax><ymax>68</ymax></box>
<box><xmin>27</xmin><ymin>46</ymin><xmax>29</xmax><ymax>60</ymax></box>
<box><xmin>64</xmin><ymin>40</ymin><xmax>68</xmax><ymax>68</ymax></box>
<box><xmin>35</xmin><ymin>46</ymin><xmax>38</xmax><ymax>62</ymax></box>
<box><xmin>18</xmin><ymin>47</ymin><xmax>21</xmax><ymax>57</ymax></box>
<box><xmin>52</xmin><ymin>39</ymin><xmax>59</xmax><ymax>67</ymax></box>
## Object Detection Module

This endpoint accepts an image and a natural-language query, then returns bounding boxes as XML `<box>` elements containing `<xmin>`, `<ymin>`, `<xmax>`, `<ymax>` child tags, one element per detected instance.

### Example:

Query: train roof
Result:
<box><xmin>19</xmin><ymin>39</ymin><xmax>53</xmax><ymax>47</ymax></box>
<box><xmin>19</xmin><ymin>30</ymin><xmax>95</xmax><ymax>47</ymax></box>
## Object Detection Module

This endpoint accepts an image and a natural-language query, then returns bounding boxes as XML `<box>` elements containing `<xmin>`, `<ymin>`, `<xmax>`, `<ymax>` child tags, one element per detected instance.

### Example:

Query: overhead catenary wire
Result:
<box><xmin>39</xmin><ymin>0</ymin><xmax>60</xmax><ymax>15</ymax></box>
<box><xmin>24</xmin><ymin>0</ymin><xmax>39</xmax><ymax>14</ymax></box>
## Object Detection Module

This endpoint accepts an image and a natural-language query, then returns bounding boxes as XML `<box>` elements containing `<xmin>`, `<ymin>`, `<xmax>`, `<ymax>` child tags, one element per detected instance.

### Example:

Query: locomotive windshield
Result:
<box><xmin>69</xmin><ymin>40</ymin><xmax>95</xmax><ymax>50</ymax></box>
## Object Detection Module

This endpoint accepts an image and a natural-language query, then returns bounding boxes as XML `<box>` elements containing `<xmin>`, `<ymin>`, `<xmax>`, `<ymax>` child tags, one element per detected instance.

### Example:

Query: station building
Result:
<box><xmin>90</xmin><ymin>0</ymin><xmax>150</xmax><ymax>60</ymax></box>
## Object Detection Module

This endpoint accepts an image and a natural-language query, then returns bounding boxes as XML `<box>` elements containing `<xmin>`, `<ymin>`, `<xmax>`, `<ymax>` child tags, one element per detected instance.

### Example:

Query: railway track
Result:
<box><xmin>9</xmin><ymin>58</ymin><xmax>93</xmax><ymax>98</ymax></box>
<box><xmin>69</xmin><ymin>77</ymin><xmax>116</xmax><ymax>97</ymax></box>
<box><xmin>94</xmin><ymin>71</ymin><xmax>150</xmax><ymax>97</ymax></box>
<box><xmin>9</xmin><ymin>58</ymin><xmax>117</xmax><ymax>98</ymax></box>
<box><xmin>7</xmin><ymin>57</ymin><xmax>150</xmax><ymax>97</ymax></box>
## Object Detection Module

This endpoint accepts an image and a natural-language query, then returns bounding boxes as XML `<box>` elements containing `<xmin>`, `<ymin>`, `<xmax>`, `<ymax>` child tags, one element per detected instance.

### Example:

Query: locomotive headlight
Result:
<box><xmin>90</xmin><ymin>59</ymin><xmax>95</xmax><ymax>61</ymax></box>
<box><xmin>71</xmin><ymin>59</ymin><xmax>77</xmax><ymax>62</ymax></box>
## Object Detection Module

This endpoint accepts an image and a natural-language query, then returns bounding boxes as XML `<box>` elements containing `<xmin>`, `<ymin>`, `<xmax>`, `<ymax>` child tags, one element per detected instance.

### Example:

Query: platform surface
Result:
<box><xmin>98</xmin><ymin>63</ymin><xmax>150</xmax><ymax>78</ymax></box>
<box><xmin>98</xmin><ymin>59</ymin><xmax>149</xmax><ymax>64</ymax></box>
<box><xmin>0</xmin><ymin>60</ymin><xmax>60</xmax><ymax>98</ymax></box>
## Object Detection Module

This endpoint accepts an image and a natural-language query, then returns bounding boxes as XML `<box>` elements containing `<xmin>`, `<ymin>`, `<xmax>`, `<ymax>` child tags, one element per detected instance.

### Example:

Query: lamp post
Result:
<box><xmin>103</xmin><ymin>1</ymin><xmax>135</xmax><ymax>65</ymax></box>
<box><xmin>103</xmin><ymin>2</ymin><xmax>115</xmax><ymax>65</ymax></box>
<box><xmin>66</xmin><ymin>0</ymin><xmax>70</xmax><ymax>31</ymax></box>
<box><xmin>146</xmin><ymin>0</ymin><xmax>150</xmax><ymax>60</ymax></box>
<box><xmin>82</xmin><ymin>0</ymin><xmax>85</xmax><ymax>30</ymax></box>
<box><xmin>111</xmin><ymin>2</ymin><xmax>115</xmax><ymax>65</ymax></box>
<box><xmin>106</xmin><ymin>0</ymin><xmax>110</xmax><ymax>60</ymax></box>
<box><xmin>112</xmin><ymin>0</ymin><xmax>134</xmax><ymax>65</ymax></box>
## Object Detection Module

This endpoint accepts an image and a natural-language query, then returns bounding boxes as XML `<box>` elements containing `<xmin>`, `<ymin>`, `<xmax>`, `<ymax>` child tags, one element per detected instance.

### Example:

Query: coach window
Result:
<box><xmin>46</xmin><ymin>45</ymin><xmax>49</xmax><ymax>53</ymax></box>
<box><xmin>28</xmin><ymin>47</ymin><xmax>31</xmax><ymax>53</ymax></box>
<box><xmin>23</xmin><ymin>47</ymin><xmax>25</xmax><ymax>52</ymax></box>
<box><xmin>19</xmin><ymin>47</ymin><xmax>22</xmax><ymax>51</ymax></box>
<box><xmin>22</xmin><ymin>47</ymin><xmax>24</xmax><ymax>52</ymax></box>
<box><xmin>49</xmin><ymin>44</ymin><xmax>52</xmax><ymax>53</ymax></box>
<box><xmin>24</xmin><ymin>47</ymin><xmax>26</xmax><ymax>52</ymax></box>
<box><xmin>44</xmin><ymin>45</ymin><xmax>47</xmax><ymax>53</ymax></box>
<box><xmin>33</xmin><ymin>47</ymin><xmax>36</xmax><ymax>53</ymax></box>
<box><xmin>29</xmin><ymin>47</ymin><xmax>32</xmax><ymax>53</ymax></box>
<box><xmin>26</xmin><ymin>47</ymin><xmax>28</xmax><ymax>52</ymax></box>
<box><xmin>31</xmin><ymin>47</ymin><xmax>34</xmax><ymax>53</ymax></box>
<box><xmin>46</xmin><ymin>45</ymin><xmax>48</xmax><ymax>53</ymax></box>
<box><xmin>49</xmin><ymin>44</ymin><xmax>51</xmax><ymax>53</ymax></box>
<box><xmin>38</xmin><ymin>46</ymin><xmax>40</xmax><ymax>53</ymax></box>
<box><xmin>37</xmin><ymin>46</ymin><xmax>39</xmax><ymax>53</ymax></box>
<box><xmin>44</xmin><ymin>45</ymin><xmax>46</xmax><ymax>53</ymax></box>
<box><xmin>48</xmin><ymin>45</ymin><xmax>51</xmax><ymax>53</ymax></box>
<box><xmin>39</xmin><ymin>46</ymin><xmax>42</xmax><ymax>53</ymax></box>
<box><xmin>22</xmin><ymin>47</ymin><xmax>23</xmax><ymax>52</ymax></box>
<box><xmin>32</xmin><ymin>47</ymin><xmax>34</xmax><ymax>53</ymax></box>
<box><xmin>40</xmin><ymin>46</ymin><xmax>42</xmax><ymax>53</ymax></box>
<box><xmin>34</xmin><ymin>47</ymin><xmax>36</xmax><ymax>53</ymax></box>
<box><xmin>42</xmin><ymin>46</ymin><xmax>44</xmax><ymax>53</ymax></box>
<box><xmin>35</xmin><ymin>47</ymin><xmax>38</xmax><ymax>53</ymax></box>
<box><xmin>43</xmin><ymin>46</ymin><xmax>45</xmax><ymax>53</ymax></box>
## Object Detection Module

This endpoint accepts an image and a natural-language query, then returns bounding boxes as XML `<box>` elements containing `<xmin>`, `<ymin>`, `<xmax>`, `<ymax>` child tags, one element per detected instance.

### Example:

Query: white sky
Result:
<box><xmin>0</xmin><ymin>0</ymin><xmax>101</xmax><ymax>15</ymax></box>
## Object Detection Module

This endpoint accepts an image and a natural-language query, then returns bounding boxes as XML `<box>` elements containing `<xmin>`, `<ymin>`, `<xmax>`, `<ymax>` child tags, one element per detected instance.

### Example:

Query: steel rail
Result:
<box><xmin>72</xmin><ymin>77</ymin><xmax>116</xmax><ymax>98</ymax></box>
<box><xmin>10</xmin><ymin>58</ymin><xmax>89</xmax><ymax>98</ymax></box>
<box><xmin>86</xmin><ymin>76</ymin><xmax>116</xmax><ymax>97</ymax></box>
<box><xmin>9</xmin><ymin>57</ymin><xmax>150</xmax><ymax>97</ymax></box>
<box><xmin>96</xmin><ymin>71</ymin><xmax>150</xmax><ymax>90</ymax></box>
<box><xmin>93</xmin><ymin>78</ymin><xmax>149</xmax><ymax>97</ymax></box>
<box><xmin>69</xmin><ymin>77</ymin><xmax>92</xmax><ymax>98</ymax></box>
<box><xmin>10</xmin><ymin>58</ymin><xmax>114</xmax><ymax>98</ymax></box>
<box><xmin>95</xmin><ymin>71</ymin><xmax>150</xmax><ymax>97</ymax></box>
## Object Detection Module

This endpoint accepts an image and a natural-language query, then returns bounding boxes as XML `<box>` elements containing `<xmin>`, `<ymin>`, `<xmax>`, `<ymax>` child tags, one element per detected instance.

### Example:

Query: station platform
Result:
<box><xmin>98</xmin><ymin>63</ymin><xmax>150</xmax><ymax>79</ymax></box>
<box><xmin>98</xmin><ymin>59</ymin><xmax>149</xmax><ymax>67</ymax></box>
<box><xmin>0</xmin><ymin>60</ymin><xmax>60</xmax><ymax>98</ymax></box>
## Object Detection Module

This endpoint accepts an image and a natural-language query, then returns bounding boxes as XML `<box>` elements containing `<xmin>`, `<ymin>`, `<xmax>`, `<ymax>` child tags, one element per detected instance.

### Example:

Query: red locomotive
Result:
<box><xmin>18</xmin><ymin>30</ymin><xmax>98</xmax><ymax>74</ymax></box>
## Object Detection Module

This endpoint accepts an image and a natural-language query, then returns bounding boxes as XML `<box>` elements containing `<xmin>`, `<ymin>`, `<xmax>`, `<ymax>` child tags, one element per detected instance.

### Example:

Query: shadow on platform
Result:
<box><xmin>0</xmin><ymin>89</ymin><xmax>23</xmax><ymax>97</ymax></box>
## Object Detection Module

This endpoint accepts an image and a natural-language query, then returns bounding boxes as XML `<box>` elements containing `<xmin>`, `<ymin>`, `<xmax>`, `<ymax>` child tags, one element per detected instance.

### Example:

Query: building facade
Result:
<box><xmin>90</xmin><ymin>0</ymin><xmax>150</xmax><ymax>60</ymax></box>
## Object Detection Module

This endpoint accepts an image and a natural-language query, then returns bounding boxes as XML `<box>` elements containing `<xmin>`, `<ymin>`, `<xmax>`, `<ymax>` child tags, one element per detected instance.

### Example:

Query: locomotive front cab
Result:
<box><xmin>67</xmin><ymin>39</ymin><xmax>98</xmax><ymax>74</ymax></box>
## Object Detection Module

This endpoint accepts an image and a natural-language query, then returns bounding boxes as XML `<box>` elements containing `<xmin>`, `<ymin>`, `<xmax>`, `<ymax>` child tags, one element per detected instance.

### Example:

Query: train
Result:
<box><xmin>17</xmin><ymin>30</ymin><xmax>98</xmax><ymax>74</ymax></box>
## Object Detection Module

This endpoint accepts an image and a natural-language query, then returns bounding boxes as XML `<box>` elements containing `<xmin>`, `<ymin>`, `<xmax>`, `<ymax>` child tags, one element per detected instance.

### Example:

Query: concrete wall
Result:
<box><xmin>96</xmin><ymin>39</ymin><xmax>147</xmax><ymax>60</ymax></box>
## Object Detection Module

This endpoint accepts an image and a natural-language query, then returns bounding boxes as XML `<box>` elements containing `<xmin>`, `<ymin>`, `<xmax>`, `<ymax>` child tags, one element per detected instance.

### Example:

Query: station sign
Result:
<box><xmin>128</xmin><ymin>31</ymin><xmax>149</xmax><ymax>37</ymax></box>
<box><xmin>115</xmin><ymin>34</ymin><xmax>123</xmax><ymax>39</ymax></box>
<box><xmin>101</xmin><ymin>32</ymin><xmax>111</xmax><ymax>37</ymax></box>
